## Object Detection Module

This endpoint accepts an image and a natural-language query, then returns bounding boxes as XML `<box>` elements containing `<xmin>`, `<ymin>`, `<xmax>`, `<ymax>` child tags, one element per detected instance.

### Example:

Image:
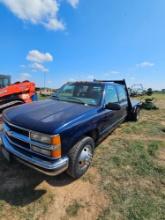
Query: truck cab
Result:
<box><xmin>1</xmin><ymin>80</ymin><xmax>141</xmax><ymax>179</ymax></box>
<box><xmin>0</xmin><ymin>75</ymin><xmax>11</xmax><ymax>88</ymax></box>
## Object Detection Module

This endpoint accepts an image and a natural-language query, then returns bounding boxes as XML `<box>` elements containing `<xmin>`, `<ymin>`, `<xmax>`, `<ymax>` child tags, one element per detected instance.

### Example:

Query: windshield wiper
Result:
<box><xmin>66</xmin><ymin>97</ymin><xmax>87</xmax><ymax>105</ymax></box>
<box><xmin>51</xmin><ymin>95</ymin><xmax>60</xmax><ymax>100</ymax></box>
<box><xmin>52</xmin><ymin>95</ymin><xmax>87</xmax><ymax>105</ymax></box>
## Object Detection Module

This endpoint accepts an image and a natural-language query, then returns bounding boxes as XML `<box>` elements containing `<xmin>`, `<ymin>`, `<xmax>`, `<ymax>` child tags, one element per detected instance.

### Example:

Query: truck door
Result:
<box><xmin>99</xmin><ymin>84</ymin><xmax>120</xmax><ymax>135</ymax></box>
<box><xmin>116</xmin><ymin>85</ymin><xmax>128</xmax><ymax>121</ymax></box>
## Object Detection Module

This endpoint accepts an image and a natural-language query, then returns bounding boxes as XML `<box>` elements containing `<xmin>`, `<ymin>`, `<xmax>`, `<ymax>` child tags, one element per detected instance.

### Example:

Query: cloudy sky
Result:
<box><xmin>0</xmin><ymin>0</ymin><xmax>164</xmax><ymax>89</ymax></box>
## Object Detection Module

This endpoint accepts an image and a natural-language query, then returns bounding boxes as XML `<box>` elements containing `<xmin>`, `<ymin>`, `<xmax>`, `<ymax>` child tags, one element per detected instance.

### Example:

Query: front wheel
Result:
<box><xmin>67</xmin><ymin>137</ymin><xmax>95</xmax><ymax>179</ymax></box>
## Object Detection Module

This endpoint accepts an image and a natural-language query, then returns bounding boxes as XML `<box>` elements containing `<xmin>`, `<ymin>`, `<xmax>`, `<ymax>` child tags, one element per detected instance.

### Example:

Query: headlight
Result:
<box><xmin>31</xmin><ymin>145</ymin><xmax>51</xmax><ymax>157</ymax></box>
<box><xmin>30</xmin><ymin>132</ymin><xmax>61</xmax><ymax>158</ymax></box>
<box><xmin>31</xmin><ymin>132</ymin><xmax>51</xmax><ymax>144</ymax></box>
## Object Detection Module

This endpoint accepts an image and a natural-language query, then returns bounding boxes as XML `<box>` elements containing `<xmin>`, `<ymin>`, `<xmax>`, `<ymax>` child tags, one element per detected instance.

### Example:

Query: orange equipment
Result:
<box><xmin>0</xmin><ymin>76</ymin><xmax>36</xmax><ymax>113</ymax></box>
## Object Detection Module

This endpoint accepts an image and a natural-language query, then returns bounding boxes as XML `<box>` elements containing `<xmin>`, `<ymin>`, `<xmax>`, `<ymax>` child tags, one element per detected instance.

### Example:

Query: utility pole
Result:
<box><xmin>44</xmin><ymin>72</ymin><xmax>46</xmax><ymax>91</ymax></box>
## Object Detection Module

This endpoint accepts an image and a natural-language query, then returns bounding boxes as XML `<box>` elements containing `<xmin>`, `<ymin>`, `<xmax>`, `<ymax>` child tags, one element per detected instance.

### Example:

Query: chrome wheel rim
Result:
<box><xmin>78</xmin><ymin>145</ymin><xmax>93</xmax><ymax>171</ymax></box>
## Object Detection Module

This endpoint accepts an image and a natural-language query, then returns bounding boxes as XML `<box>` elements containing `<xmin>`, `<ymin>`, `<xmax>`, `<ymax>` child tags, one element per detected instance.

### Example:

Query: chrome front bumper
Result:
<box><xmin>1</xmin><ymin>134</ymin><xmax>69</xmax><ymax>176</ymax></box>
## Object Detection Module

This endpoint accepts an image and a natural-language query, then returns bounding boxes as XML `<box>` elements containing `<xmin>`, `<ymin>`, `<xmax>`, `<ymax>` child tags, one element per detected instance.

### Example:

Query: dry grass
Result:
<box><xmin>0</xmin><ymin>93</ymin><xmax>164</xmax><ymax>220</ymax></box>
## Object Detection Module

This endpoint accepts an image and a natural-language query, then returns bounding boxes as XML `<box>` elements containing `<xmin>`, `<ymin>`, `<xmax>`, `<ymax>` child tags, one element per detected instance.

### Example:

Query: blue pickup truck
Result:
<box><xmin>1</xmin><ymin>80</ymin><xmax>141</xmax><ymax>178</ymax></box>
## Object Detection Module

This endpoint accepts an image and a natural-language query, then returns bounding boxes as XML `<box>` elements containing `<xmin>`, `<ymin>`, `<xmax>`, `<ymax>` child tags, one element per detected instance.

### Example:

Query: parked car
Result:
<box><xmin>1</xmin><ymin>80</ymin><xmax>141</xmax><ymax>179</ymax></box>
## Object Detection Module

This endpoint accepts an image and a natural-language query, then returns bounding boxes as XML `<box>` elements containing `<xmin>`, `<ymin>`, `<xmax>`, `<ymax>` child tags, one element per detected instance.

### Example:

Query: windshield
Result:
<box><xmin>52</xmin><ymin>82</ymin><xmax>104</xmax><ymax>106</ymax></box>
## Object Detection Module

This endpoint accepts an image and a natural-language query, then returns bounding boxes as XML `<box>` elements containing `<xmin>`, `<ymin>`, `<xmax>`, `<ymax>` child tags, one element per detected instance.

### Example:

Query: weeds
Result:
<box><xmin>147</xmin><ymin>141</ymin><xmax>160</xmax><ymax>156</ymax></box>
<box><xmin>65</xmin><ymin>200</ymin><xmax>83</xmax><ymax>217</ymax></box>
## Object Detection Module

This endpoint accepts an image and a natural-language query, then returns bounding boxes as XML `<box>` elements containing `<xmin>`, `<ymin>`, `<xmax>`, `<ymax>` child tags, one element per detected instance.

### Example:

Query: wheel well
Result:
<box><xmin>129</xmin><ymin>106</ymin><xmax>140</xmax><ymax>121</ymax></box>
<box><xmin>85</xmin><ymin>129</ymin><xmax>99</xmax><ymax>142</ymax></box>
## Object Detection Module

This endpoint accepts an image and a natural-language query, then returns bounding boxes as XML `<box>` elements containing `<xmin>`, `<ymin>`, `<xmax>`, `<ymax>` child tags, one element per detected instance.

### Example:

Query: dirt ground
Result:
<box><xmin>0</xmin><ymin>156</ymin><xmax>107</xmax><ymax>220</ymax></box>
<box><xmin>0</xmin><ymin>93</ymin><xmax>164</xmax><ymax>220</ymax></box>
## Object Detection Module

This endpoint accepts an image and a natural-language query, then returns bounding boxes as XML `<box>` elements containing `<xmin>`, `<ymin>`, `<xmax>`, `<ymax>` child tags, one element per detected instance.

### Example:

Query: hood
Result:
<box><xmin>3</xmin><ymin>99</ymin><xmax>97</xmax><ymax>134</ymax></box>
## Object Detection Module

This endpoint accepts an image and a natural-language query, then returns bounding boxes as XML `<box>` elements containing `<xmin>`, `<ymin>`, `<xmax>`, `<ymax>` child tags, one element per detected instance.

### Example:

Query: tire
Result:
<box><xmin>132</xmin><ymin>107</ymin><xmax>140</xmax><ymax>121</ymax></box>
<box><xmin>67</xmin><ymin>137</ymin><xmax>95</xmax><ymax>179</ymax></box>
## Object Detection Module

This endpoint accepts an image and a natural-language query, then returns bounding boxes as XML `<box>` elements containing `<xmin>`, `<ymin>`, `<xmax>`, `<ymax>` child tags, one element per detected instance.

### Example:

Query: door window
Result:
<box><xmin>105</xmin><ymin>85</ymin><xmax>118</xmax><ymax>104</ymax></box>
<box><xmin>117</xmin><ymin>85</ymin><xmax>127</xmax><ymax>102</ymax></box>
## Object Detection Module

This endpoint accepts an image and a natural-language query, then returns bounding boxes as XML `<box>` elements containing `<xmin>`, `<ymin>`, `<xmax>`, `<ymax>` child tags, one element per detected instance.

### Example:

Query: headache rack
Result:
<box><xmin>94</xmin><ymin>79</ymin><xmax>132</xmax><ymax>110</ymax></box>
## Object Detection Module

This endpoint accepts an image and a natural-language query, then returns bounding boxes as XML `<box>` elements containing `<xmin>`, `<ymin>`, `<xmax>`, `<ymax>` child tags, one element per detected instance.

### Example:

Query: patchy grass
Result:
<box><xmin>98</xmin><ymin>191</ymin><xmax>165</xmax><ymax>220</ymax></box>
<box><xmin>0</xmin><ymin>156</ymin><xmax>56</xmax><ymax>220</ymax></box>
<box><xmin>65</xmin><ymin>200</ymin><xmax>83</xmax><ymax>217</ymax></box>
<box><xmin>93</xmin><ymin>92</ymin><xmax>165</xmax><ymax>220</ymax></box>
<box><xmin>0</xmin><ymin>188</ymin><xmax>55</xmax><ymax>220</ymax></box>
<box><xmin>121</xmin><ymin>117</ymin><xmax>164</xmax><ymax>137</ymax></box>
<box><xmin>94</xmin><ymin>139</ymin><xmax>165</xmax><ymax>220</ymax></box>
<box><xmin>147</xmin><ymin>141</ymin><xmax>160</xmax><ymax>156</ymax></box>
<box><xmin>94</xmin><ymin>92</ymin><xmax>165</xmax><ymax>220</ymax></box>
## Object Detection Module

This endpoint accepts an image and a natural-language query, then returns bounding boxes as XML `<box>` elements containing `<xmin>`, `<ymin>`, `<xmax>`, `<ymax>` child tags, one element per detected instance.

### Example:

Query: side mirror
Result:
<box><xmin>106</xmin><ymin>103</ymin><xmax>121</xmax><ymax>110</ymax></box>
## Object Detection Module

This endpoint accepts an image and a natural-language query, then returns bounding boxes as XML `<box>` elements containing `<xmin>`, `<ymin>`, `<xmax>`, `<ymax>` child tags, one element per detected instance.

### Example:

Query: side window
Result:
<box><xmin>105</xmin><ymin>85</ymin><xmax>118</xmax><ymax>104</ymax></box>
<box><xmin>117</xmin><ymin>85</ymin><xmax>127</xmax><ymax>102</ymax></box>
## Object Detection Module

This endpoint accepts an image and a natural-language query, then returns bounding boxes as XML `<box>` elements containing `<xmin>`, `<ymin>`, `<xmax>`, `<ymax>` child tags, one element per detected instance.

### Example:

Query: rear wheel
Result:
<box><xmin>132</xmin><ymin>107</ymin><xmax>141</xmax><ymax>121</ymax></box>
<box><xmin>67</xmin><ymin>137</ymin><xmax>94</xmax><ymax>179</ymax></box>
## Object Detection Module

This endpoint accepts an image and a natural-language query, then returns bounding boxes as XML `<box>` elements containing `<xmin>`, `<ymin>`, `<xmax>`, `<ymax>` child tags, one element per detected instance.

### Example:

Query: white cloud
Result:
<box><xmin>67</xmin><ymin>0</ymin><xmax>79</xmax><ymax>8</ymax></box>
<box><xmin>0</xmin><ymin>0</ymin><xmax>80</xmax><ymax>30</ymax></box>
<box><xmin>136</xmin><ymin>61</ymin><xmax>155</xmax><ymax>68</ymax></box>
<box><xmin>87</xmin><ymin>74</ymin><xmax>95</xmax><ymax>80</ymax></box>
<box><xmin>111</xmin><ymin>71</ymin><xmax>120</xmax><ymax>74</ymax></box>
<box><xmin>20</xmin><ymin>72</ymin><xmax>31</xmax><ymax>80</ymax></box>
<box><xmin>47</xmin><ymin>80</ymin><xmax>53</xmax><ymax>84</ymax></box>
<box><xmin>0</xmin><ymin>0</ymin><xmax>64</xmax><ymax>30</ymax></box>
<box><xmin>21</xmin><ymin>73</ymin><xmax>31</xmax><ymax>77</ymax></box>
<box><xmin>27</xmin><ymin>50</ymin><xmax>53</xmax><ymax>63</ymax></box>
<box><xmin>20</xmin><ymin>64</ymin><xmax>26</xmax><ymax>68</ymax></box>
<box><xmin>130</xmin><ymin>76</ymin><xmax>136</xmax><ymax>81</ymax></box>
<box><xmin>43</xmin><ymin>18</ymin><xmax>64</xmax><ymax>30</ymax></box>
<box><xmin>109</xmin><ymin>71</ymin><xmax>120</xmax><ymax>75</ymax></box>
<box><xmin>69</xmin><ymin>78</ymin><xmax>76</xmax><ymax>81</ymax></box>
<box><xmin>31</xmin><ymin>63</ymin><xmax>49</xmax><ymax>72</ymax></box>
<box><xmin>104</xmin><ymin>70</ymin><xmax>120</xmax><ymax>77</ymax></box>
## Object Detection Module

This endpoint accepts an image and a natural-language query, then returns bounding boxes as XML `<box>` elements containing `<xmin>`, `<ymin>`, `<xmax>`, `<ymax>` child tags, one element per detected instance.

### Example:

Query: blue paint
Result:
<box><xmin>2</xmin><ymin>81</ymin><xmax>141</xmax><ymax>174</ymax></box>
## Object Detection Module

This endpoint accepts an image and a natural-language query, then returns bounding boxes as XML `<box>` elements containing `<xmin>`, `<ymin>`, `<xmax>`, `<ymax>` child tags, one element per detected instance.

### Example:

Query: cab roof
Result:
<box><xmin>68</xmin><ymin>79</ymin><xmax>127</xmax><ymax>87</ymax></box>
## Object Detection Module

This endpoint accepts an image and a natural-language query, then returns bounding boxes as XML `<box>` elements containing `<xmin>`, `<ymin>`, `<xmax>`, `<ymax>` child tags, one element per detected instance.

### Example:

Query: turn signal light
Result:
<box><xmin>51</xmin><ymin>135</ymin><xmax>61</xmax><ymax>158</ymax></box>
<box><xmin>51</xmin><ymin>146</ymin><xmax>61</xmax><ymax>158</ymax></box>
<box><xmin>51</xmin><ymin>135</ymin><xmax>61</xmax><ymax>146</ymax></box>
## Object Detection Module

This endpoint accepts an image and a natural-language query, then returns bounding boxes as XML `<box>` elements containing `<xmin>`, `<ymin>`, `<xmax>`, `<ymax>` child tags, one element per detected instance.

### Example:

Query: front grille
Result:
<box><xmin>4</xmin><ymin>120</ymin><xmax>30</xmax><ymax>151</ymax></box>
<box><xmin>6</xmin><ymin>121</ymin><xmax>29</xmax><ymax>137</ymax></box>
<box><xmin>8</xmin><ymin>136</ymin><xmax>30</xmax><ymax>149</ymax></box>
<box><xmin>3</xmin><ymin>120</ymin><xmax>55</xmax><ymax>161</ymax></box>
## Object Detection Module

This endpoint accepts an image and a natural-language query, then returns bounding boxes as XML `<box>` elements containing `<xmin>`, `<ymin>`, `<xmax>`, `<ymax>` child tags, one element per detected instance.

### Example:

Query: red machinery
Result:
<box><xmin>0</xmin><ymin>75</ymin><xmax>36</xmax><ymax>113</ymax></box>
